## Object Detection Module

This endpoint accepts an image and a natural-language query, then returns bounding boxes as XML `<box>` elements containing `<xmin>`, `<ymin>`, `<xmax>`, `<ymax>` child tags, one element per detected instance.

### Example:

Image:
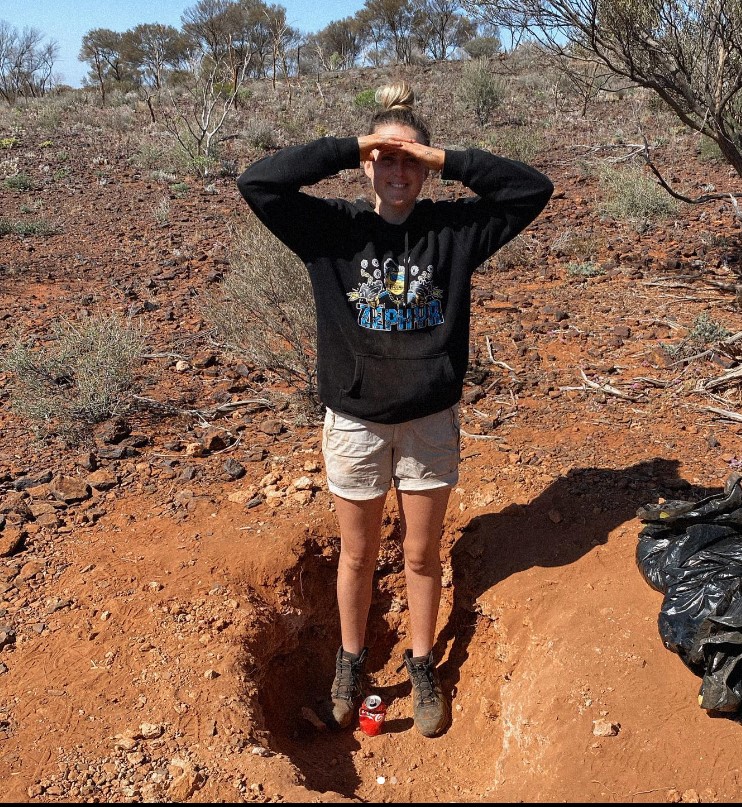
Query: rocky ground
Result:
<box><xmin>1</xmin><ymin>59</ymin><xmax>742</xmax><ymax>803</ymax></box>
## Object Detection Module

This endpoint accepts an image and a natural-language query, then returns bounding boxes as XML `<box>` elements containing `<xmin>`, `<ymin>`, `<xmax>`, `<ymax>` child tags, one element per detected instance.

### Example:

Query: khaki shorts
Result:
<box><xmin>322</xmin><ymin>406</ymin><xmax>460</xmax><ymax>501</ymax></box>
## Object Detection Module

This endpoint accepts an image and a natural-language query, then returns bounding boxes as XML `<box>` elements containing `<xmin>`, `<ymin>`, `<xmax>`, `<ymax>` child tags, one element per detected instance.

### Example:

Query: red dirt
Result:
<box><xmin>1</xmin><ymin>63</ymin><xmax>742</xmax><ymax>803</ymax></box>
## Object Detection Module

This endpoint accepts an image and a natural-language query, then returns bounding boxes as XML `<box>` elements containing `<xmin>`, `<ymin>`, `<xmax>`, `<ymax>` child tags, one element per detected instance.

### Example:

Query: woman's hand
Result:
<box><xmin>358</xmin><ymin>135</ymin><xmax>445</xmax><ymax>172</ymax></box>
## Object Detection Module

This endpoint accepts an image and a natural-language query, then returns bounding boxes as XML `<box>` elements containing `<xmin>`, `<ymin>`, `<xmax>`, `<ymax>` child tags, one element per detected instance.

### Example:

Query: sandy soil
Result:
<box><xmin>1</xmin><ymin>62</ymin><xmax>742</xmax><ymax>803</ymax></box>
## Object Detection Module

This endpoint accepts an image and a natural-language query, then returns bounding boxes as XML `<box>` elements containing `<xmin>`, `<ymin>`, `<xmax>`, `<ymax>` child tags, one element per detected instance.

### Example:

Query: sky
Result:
<box><xmin>0</xmin><ymin>0</ymin><xmax>368</xmax><ymax>88</ymax></box>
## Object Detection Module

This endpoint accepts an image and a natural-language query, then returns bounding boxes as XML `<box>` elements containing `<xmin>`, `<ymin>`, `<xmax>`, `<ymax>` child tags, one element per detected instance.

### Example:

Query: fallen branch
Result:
<box><xmin>132</xmin><ymin>394</ymin><xmax>272</xmax><ymax>420</ymax></box>
<box><xmin>701</xmin><ymin>405</ymin><xmax>742</xmax><ymax>423</ymax></box>
<box><xmin>631</xmin><ymin>376</ymin><xmax>679</xmax><ymax>388</ymax></box>
<box><xmin>460</xmin><ymin>428</ymin><xmax>506</xmax><ymax>441</ymax></box>
<box><xmin>485</xmin><ymin>336</ymin><xmax>518</xmax><ymax>375</ymax></box>
<box><xmin>701</xmin><ymin>365</ymin><xmax>742</xmax><ymax>391</ymax></box>
<box><xmin>579</xmin><ymin>369</ymin><xmax>642</xmax><ymax>401</ymax></box>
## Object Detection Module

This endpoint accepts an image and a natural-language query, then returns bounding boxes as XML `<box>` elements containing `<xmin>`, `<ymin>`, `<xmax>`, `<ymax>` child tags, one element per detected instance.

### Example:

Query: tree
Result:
<box><xmin>414</xmin><ymin>0</ymin><xmax>476</xmax><ymax>61</ymax></box>
<box><xmin>123</xmin><ymin>23</ymin><xmax>191</xmax><ymax>90</ymax></box>
<box><xmin>79</xmin><ymin>28</ymin><xmax>132</xmax><ymax>104</ymax></box>
<box><xmin>0</xmin><ymin>21</ymin><xmax>58</xmax><ymax>104</ymax></box>
<box><xmin>311</xmin><ymin>17</ymin><xmax>365</xmax><ymax>71</ymax></box>
<box><xmin>181</xmin><ymin>0</ymin><xmax>237</xmax><ymax>62</ymax></box>
<box><xmin>360</xmin><ymin>0</ymin><xmax>417</xmax><ymax>64</ymax></box>
<box><xmin>461</xmin><ymin>0</ymin><xmax>742</xmax><ymax>185</ymax></box>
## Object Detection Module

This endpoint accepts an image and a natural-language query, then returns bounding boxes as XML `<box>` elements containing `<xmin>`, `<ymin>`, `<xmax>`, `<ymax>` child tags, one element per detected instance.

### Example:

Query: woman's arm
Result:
<box><xmin>236</xmin><ymin>137</ymin><xmax>361</xmax><ymax>259</ymax></box>
<box><xmin>440</xmin><ymin>148</ymin><xmax>554</xmax><ymax>264</ymax></box>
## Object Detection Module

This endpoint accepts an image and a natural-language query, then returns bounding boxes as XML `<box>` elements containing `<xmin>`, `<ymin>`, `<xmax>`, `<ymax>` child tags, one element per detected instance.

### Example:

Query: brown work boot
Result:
<box><xmin>330</xmin><ymin>646</ymin><xmax>367</xmax><ymax>729</ymax></box>
<box><xmin>402</xmin><ymin>649</ymin><xmax>450</xmax><ymax>737</ymax></box>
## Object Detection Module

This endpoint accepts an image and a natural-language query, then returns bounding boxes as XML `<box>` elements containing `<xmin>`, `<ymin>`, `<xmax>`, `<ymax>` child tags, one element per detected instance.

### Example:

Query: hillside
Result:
<box><xmin>1</xmin><ymin>57</ymin><xmax>742</xmax><ymax>803</ymax></box>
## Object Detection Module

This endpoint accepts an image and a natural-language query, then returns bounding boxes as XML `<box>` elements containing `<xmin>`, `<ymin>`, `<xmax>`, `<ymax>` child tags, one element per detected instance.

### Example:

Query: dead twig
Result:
<box><xmin>132</xmin><ymin>395</ymin><xmax>272</xmax><ymax>420</ymax></box>
<box><xmin>579</xmin><ymin>369</ymin><xmax>643</xmax><ymax>401</ymax></box>
<box><xmin>700</xmin><ymin>405</ymin><xmax>742</xmax><ymax>423</ymax></box>
<box><xmin>460</xmin><ymin>428</ymin><xmax>506</xmax><ymax>441</ymax></box>
<box><xmin>701</xmin><ymin>365</ymin><xmax>742</xmax><ymax>391</ymax></box>
<box><xmin>485</xmin><ymin>336</ymin><xmax>518</xmax><ymax>375</ymax></box>
<box><xmin>631</xmin><ymin>376</ymin><xmax>679</xmax><ymax>388</ymax></box>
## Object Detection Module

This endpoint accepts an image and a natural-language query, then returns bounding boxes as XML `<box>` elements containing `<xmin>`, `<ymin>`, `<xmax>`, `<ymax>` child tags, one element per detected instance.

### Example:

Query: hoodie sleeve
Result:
<box><xmin>236</xmin><ymin>137</ymin><xmax>361</xmax><ymax>260</ymax></box>
<box><xmin>440</xmin><ymin>148</ymin><xmax>554</xmax><ymax>269</ymax></box>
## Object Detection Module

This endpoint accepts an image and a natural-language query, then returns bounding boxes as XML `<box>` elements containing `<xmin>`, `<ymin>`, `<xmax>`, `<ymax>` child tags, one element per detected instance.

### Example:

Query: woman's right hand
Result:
<box><xmin>358</xmin><ymin>133</ymin><xmax>410</xmax><ymax>162</ymax></box>
<box><xmin>358</xmin><ymin>135</ymin><xmax>445</xmax><ymax>172</ymax></box>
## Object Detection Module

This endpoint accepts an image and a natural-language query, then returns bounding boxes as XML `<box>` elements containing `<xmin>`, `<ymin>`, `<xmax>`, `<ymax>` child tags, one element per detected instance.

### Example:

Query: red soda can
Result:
<box><xmin>359</xmin><ymin>695</ymin><xmax>386</xmax><ymax>736</ymax></box>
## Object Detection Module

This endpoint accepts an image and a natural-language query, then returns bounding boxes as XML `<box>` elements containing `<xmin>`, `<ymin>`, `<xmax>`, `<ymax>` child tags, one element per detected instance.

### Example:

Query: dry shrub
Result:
<box><xmin>204</xmin><ymin>215</ymin><xmax>318</xmax><ymax>407</ymax></box>
<box><xmin>599</xmin><ymin>165</ymin><xmax>679</xmax><ymax>222</ymax></box>
<box><xmin>1</xmin><ymin>313</ymin><xmax>147</xmax><ymax>442</ymax></box>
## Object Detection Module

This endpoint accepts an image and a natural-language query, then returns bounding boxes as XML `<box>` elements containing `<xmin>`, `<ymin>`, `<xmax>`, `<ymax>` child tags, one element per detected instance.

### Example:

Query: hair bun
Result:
<box><xmin>375</xmin><ymin>81</ymin><xmax>415</xmax><ymax>112</ymax></box>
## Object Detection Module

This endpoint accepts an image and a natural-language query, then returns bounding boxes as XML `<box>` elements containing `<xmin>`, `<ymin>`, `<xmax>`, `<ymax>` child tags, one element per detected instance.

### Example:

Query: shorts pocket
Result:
<box><xmin>323</xmin><ymin>411</ymin><xmax>386</xmax><ymax>459</ymax></box>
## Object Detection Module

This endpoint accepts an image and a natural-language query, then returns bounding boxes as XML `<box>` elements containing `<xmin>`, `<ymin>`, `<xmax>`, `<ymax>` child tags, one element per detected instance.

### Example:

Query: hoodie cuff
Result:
<box><xmin>335</xmin><ymin>137</ymin><xmax>362</xmax><ymax>170</ymax></box>
<box><xmin>440</xmin><ymin>149</ymin><xmax>469</xmax><ymax>181</ymax></box>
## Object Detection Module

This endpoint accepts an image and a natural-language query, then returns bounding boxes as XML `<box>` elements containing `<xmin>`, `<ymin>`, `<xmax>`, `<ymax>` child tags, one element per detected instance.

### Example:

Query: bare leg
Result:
<box><xmin>333</xmin><ymin>493</ymin><xmax>386</xmax><ymax>655</ymax></box>
<box><xmin>397</xmin><ymin>486</ymin><xmax>451</xmax><ymax>657</ymax></box>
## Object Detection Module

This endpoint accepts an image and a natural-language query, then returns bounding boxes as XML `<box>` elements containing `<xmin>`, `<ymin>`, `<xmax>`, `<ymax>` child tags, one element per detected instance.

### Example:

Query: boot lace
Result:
<box><xmin>332</xmin><ymin>651</ymin><xmax>365</xmax><ymax>701</ymax></box>
<box><xmin>409</xmin><ymin>659</ymin><xmax>437</xmax><ymax>705</ymax></box>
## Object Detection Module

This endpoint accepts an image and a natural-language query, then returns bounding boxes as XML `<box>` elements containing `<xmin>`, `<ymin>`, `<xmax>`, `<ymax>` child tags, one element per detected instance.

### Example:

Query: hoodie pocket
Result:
<box><xmin>339</xmin><ymin>353</ymin><xmax>458</xmax><ymax>422</ymax></box>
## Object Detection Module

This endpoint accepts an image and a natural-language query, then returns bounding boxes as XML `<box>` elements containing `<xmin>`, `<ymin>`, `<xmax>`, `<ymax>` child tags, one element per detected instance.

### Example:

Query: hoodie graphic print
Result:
<box><xmin>348</xmin><ymin>256</ymin><xmax>444</xmax><ymax>333</ymax></box>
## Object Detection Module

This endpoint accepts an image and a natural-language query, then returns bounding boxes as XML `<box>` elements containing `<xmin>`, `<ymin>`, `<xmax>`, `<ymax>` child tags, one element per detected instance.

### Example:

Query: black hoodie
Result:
<box><xmin>237</xmin><ymin>136</ymin><xmax>553</xmax><ymax>424</ymax></box>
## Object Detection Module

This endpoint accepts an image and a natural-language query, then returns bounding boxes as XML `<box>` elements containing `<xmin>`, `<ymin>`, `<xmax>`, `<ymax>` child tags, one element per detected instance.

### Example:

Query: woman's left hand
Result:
<box><xmin>398</xmin><ymin>141</ymin><xmax>445</xmax><ymax>172</ymax></box>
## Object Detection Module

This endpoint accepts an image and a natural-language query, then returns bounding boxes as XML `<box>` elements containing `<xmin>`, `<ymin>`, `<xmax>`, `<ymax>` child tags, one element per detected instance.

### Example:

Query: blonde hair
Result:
<box><xmin>368</xmin><ymin>81</ymin><xmax>431</xmax><ymax>145</ymax></box>
<box><xmin>374</xmin><ymin>81</ymin><xmax>415</xmax><ymax>111</ymax></box>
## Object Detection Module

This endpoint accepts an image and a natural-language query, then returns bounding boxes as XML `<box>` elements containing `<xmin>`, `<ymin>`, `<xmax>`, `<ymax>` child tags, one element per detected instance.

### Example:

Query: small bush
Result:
<box><xmin>486</xmin><ymin>126</ymin><xmax>543</xmax><ymax>163</ymax></box>
<box><xmin>550</xmin><ymin>229</ymin><xmax>600</xmax><ymax>260</ymax></box>
<box><xmin>204</xmin><ymin>216</ymin><xmax>318</xmax><ymax>407</ymax></box>
<box><xmin>354</xmin><ymin>89</ymin><xmax>377</xmax><ymax>110</ymax></box>
<box><xmin>243</xmin><ymin>122</ymin><xmax>277</xmax><ymax>151</ymax></box>
<box><xmin>567</xmin><ymin>260</ymin><xmax>604</xmax><ymax>277</ymax></box>
<box><xmin>599</xmin><ymin>165</ymin><xmax>678</xmax><ymax>222</ymax></box>
<box><xmin>3</xmin><ymin>172</ymin><xmax>33</xmax><ymax>191</ymax></box>
<box><xmin>662</xmin><ymin>312</ymin><xmax>732</xmax><ymax>360</ymax></box>
<box><xmin>463</xmin><ymin>37</ymin><xmax>502</xmax><ymax>60</ymax></box>
<box><xmin>0</xmin><ymin>313</ymin><xmax>147</xmax><ymax>442</ymax></box>
<box><xmin>152</xmin><ymin>195</ymin><xmax>171</xmax><ymax>225</ymax></box>
<box><xmin>460</xmin><ymin>59</ymin><xmax>508</xmax><ymax>126</ymax></box>
<box><xmin>698</xmin><ymin>136</ymin><xmax>724</xmax><ymax>163</ymax></box>
<box><xmin>686</xmin><ymin>312</ymin><xmax>731</xmax><ymax>345</ymax></box>
<box><xmin>0</xmin><ymin>217</ymin><xmax>59</xmax><ymax>236</ymax></box>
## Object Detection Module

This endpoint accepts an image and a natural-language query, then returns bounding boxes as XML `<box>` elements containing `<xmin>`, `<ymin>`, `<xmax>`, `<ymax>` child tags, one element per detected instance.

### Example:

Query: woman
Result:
<box><xmin>237</xmin><ymin>82</ymin><xmax>553</xmax><ymax>737</ymax></box>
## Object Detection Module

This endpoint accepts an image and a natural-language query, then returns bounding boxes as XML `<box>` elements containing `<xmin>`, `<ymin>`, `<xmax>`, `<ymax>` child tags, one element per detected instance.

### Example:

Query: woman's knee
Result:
<box><xmin>339</xmin><ymin>546</ymin><xmax>379</xmax><ymax>575</ymax></box>
<box><xmin>404</xmin><ymin>548</ymin><xmax>441</xmax><ymax>577</ymax></box>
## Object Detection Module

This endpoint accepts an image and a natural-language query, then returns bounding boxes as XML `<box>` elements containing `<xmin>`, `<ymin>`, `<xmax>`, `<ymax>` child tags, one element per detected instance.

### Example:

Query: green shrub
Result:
<box><xmin>486</xmin><ymin>126</ymin><xmax>543</xmax><ymax>163</ymax></box>
<box><xmin>698</xmin><ymin>136</ymin><xmax>724</xmax><ymax>163</ymax></box>
<box><xmin>3</xmin><ymin>172</ymin><xmax>33</xmax><ymax>191</ymax></box>
<box><xmin>460</xmin><ymin>59</ymin><xmax>508</xmax><ymax>126</ymax></box>
<box><xmin>686</xmin><ymin>311</ymin><xmax>731</xmax><ymax>345</ymax></box>
<box><xmin>599</xmin><ymin>165</ymin><xmax>678</xmax><ymax>221</ymax></box>
<box><xmin>662</xmin><ymin>312</ymin><xmax>732</xmax><ymax>360</ymax></box>
<box><xmin>0</xmin><ymin>217</ymin><xmax>59</xmax><ymax>236</ymax></box>
<box><xmin>567</xmin><ymin>260</ymin><xmax>604</xmax><ymax>277</ymax></box>
<box><xmin>203</xmin><ymin>215</ymin><xmax>318</xmax><ymax>407</ymax></box>
<box><xmin>354</xmin><ymin>89</ymin><xmax>377</xmax><ymax>110</ymax></box>
<box><xmin>1</xmin><ymin>313</ymin><xmax>147</xmax><ymax>441</ymax></box>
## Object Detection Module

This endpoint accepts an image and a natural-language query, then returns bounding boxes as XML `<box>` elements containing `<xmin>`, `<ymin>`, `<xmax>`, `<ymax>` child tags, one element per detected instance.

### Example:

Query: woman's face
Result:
<box><xmin>364</xmin><ymin>123</ymin><xmax>428</xmax><ymax>223</ymax></box>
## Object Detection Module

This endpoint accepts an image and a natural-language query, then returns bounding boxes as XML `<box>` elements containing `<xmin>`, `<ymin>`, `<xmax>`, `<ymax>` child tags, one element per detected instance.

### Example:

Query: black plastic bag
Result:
<box><xmin>636</xmin><ymin>473</ymin><xmax>742</xmax><ymax>712</ymax></box>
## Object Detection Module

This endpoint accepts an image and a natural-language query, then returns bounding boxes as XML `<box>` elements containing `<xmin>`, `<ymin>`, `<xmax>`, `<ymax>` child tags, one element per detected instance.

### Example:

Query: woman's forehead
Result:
<box><xmin>374</xmin><ymin>123</ymin><xmax>424</xmax><ymax>143</ymax></box>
